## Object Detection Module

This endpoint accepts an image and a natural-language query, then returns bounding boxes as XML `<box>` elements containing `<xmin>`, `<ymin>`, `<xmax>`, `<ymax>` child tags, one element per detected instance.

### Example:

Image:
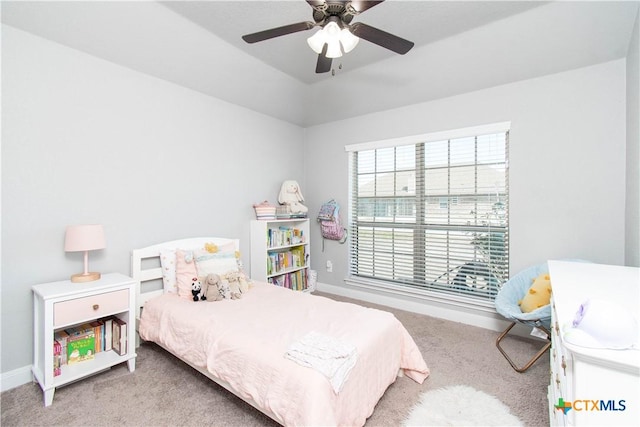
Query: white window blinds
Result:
<box><xmin>347</xmin><ymin>125</ymin><xmax>509</xmax><ymax>301</ymax></box>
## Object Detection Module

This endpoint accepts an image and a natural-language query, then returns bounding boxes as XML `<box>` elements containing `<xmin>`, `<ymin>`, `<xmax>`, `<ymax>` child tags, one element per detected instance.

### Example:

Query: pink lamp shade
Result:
<box><xmin>64</xmin><ymin>224</ymin><xmax>106</xmax><ymax>282</ymax></box>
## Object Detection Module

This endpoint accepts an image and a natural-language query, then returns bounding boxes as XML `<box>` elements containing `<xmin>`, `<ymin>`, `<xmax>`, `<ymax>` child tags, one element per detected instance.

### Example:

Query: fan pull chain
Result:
<box><xmin>332</xmin><ymin>63</ymin><xmax>344</xmax><ymax>76</ymax></box>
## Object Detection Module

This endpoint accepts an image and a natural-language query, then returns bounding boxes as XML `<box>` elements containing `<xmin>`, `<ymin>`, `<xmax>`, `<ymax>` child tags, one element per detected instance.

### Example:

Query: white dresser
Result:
<box><xmin>548</xmin><ymin>260</ymin><xmax>640</xmax><ymax>426</ymax></box>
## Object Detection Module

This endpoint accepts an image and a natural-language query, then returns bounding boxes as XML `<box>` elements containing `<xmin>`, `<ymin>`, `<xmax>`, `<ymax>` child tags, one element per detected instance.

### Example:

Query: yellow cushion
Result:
<box><xmin>518</xmin><ymin>273</ymin><xmax>552</xmax><ymax>313</ymax></box>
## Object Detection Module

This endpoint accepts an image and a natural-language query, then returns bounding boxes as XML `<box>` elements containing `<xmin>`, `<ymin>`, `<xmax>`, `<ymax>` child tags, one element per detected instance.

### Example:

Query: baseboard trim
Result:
<box><xmin>315</xmin><ymin>281</ymin><xmax>535</xmax><ymax>337</ymax></box>
<box><xmin>1</xmin><ymin>365</ymin><xmax>33</xmax><ymax>392</ymax></box>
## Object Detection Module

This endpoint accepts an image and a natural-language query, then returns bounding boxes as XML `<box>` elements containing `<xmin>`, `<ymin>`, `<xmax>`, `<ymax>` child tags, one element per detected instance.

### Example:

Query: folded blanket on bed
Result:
<box><xmin>285</xmin><ymin>331</ymin><xmax>358</xmax><ymax>393</ymax></box>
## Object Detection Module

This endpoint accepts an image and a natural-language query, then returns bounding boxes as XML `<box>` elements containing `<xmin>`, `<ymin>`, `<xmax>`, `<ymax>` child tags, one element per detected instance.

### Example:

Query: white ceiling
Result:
<box><xmin>161</xmin><ymin>0</ymin><xmax>546</xmax><ymax>84</ymax></box>
<box><xmin>2</xmin><ymin>1</ymin><xmax>638</xmax><ymax>127</ymax></box>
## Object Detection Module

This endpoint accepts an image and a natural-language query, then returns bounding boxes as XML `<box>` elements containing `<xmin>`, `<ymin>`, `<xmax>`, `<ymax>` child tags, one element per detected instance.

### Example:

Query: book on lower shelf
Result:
<box><xmin>53</xmin><ymin>340</ymin><xmax>62</xmax><ymax>377</ymax></box>
<box><xmin>89</xmin><ymin>320</ymin><xmax>103</xmax><ymax>354</ymax></box>
<box><xmin>268</xmin><ymin>269</ymin><xmax>308</xmax><ymax>291</ymax></box>
<box><xmin>112</xmin><ymin>317</ymin><xmax>127</xmax><ymax>356</ymax></box>
<box><xmin>267</xmin><ymin>246</ymin><xmax>307</xmax><ymax>275</ymax></box>
<box><xmin>67</xmin><ymin>331</ymin><xmax>95</xmax><ymax>365</ymax></box>
<box><xmin>101</xmin><ymin>316</ymin><xmax>113</xmax><ymax>352</ymax></box>
<box><xmin>54</xmin><ymin>330</ymin><xmax>69</xmax><ymax>366</ymax></box>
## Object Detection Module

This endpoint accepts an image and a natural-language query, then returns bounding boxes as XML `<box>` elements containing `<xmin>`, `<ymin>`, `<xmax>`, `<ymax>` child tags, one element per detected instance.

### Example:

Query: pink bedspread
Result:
<box><xmin>139</xmin><ymin>281</ymin><xmax>429</xmax><ymax>426</ymax></box>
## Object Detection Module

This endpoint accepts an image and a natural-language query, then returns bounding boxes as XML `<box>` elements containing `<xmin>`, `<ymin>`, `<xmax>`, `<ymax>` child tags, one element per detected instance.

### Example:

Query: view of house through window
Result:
<box><xmin>347</xmin><ymin>126</ymin><xmax>509</xmax><ymax>303</ymax></box>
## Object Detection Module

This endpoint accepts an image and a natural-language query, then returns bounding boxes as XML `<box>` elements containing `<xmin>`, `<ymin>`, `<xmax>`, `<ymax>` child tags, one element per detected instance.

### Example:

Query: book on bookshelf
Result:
<box><xmin>67</xmin><ymin>331</ymin><xmax>95</xmax><ymax>365</ymax></box>
<box><xmin>101</xmin><ymin>317</ymin><xmax>113</xmax><ymax>352</ymax></box>
<box><xmin>90</xmin><ymin>320</ymin><xmax>103</xmax><ymax>353</ymax></box>
<box><xmin>112</xmin><ymin>317</ymin><xmax>127</xmax><ymax>356</ymax></box>
<box><xmin>267</xmin><ymin>269</ymin><xmax>308</xmax><ymax>291</ymax></box>
<box><xmin>65</xmin><ymin>323</ymin><xmax>94</xmax><ymax>339</ymax></box>
<box><xmin>267</xmin><ymin>246</ymin><xmax>307</xmax><ymax>275</ymax></box>
<box><xmin>54</xmin><ymin>330</ymin><xmax>69</xmax><ymax>365</ymax></box>
<box><xmin>267</xmin><ymin>226</ymin><xmax>306</xmax><ymax>247</ymax></box>
<box><xmin>53</xmin><ymin>340</ymin><xmax>62</xmax><ymax>377</ymax></box>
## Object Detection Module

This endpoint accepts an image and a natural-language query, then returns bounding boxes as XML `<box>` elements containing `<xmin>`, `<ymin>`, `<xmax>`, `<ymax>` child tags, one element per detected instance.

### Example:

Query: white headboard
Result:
<box><xmin>131</xmin><ymin>237</ymin><xmax>240</xmax><ymax>319</ymax></box>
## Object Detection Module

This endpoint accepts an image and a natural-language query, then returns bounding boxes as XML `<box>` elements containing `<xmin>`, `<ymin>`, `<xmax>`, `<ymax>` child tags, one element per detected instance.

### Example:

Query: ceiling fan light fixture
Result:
<box><xmin>307</xmin><ymin>29</ymin><xmax>327</xmax><ymax>54</ymax></box>
<box><xmin>325</xmin><ymin>40</ymin><xmax>343</xmax><ymax>58</ymax></box>
<box><xmin>339</xmin><ymin>28</ymin><xmax>359</xmax><ymax>53</ymax></box>
<box><xmin>308</xmin><ymin>20</ymin><xmax>358</xmax><ymax>58</ymax></box>
<box><xmin>323</xmin><ymin>20</ymin><xmax>341</xmax><ymax>38</ymax></box>
<box><xmin>323</xmin><ymin>21</ymin><xmax>343</xmax><ymax>58</ymax></box>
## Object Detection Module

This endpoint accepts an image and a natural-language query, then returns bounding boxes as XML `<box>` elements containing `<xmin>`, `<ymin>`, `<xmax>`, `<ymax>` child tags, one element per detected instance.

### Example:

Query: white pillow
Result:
<box><xmin>160</xmin><ymin>249</ymin><xmax>177</xmax><ymax>294</ymax></box>
<box><xmin>195</xmin><ymin>250</ymin><xmax>239</xmax><ymax>279</ymax></box>
<box><xmin>159</xmin><ymin>242</ymin><xmax>239</xmax><ymax>295</ymax></box>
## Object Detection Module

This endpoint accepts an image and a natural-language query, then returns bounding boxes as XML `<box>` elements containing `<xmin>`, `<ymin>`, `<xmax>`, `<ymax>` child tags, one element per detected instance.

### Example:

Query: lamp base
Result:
<box><xmin>70</xmin><ymin>272</ymin><xmax>101</xmax><ymax>283</ymax></box>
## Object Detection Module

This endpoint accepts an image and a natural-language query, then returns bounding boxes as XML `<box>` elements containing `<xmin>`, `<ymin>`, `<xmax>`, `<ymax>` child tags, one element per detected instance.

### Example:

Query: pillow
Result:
<box><xmin>176</xmin><ymin>249</ymin><xmax>199</xmax><ymax>300</ymax></box>
<box><xmin>165</xmin><ymin>241</ymin><xmax>238</xmax><ymax>298</ymax></box>
<box><xmin>518</xmin><ymin>273</ymin><xmax>552</xmax><ymax>313</ymax></box>
<box><xmin>194</xmin><ymin>250</ymin><xmax>239</xmax><ymax>280</ymax></box>
<box><xmin>160</xmin><ymin>249</ymin><xmax>177</xmax><ymax>294</ymax></box>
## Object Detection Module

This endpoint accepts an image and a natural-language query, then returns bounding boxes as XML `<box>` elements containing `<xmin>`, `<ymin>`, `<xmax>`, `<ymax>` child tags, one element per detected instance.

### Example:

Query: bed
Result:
<box><xmin>132</xmin><ymin>237</ymin><xmax>429</xmax><ymax>426</ymax></box>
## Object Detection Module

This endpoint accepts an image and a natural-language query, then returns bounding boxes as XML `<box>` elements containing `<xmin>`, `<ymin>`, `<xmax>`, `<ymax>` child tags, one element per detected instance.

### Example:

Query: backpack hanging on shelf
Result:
<box><xmin>317</xmin><ymin>199</ymin><xmax>347</xmax><ymax>250</ymax></box>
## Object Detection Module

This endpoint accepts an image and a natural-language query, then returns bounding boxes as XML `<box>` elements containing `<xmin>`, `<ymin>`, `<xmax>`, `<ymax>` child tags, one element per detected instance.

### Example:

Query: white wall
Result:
<box><xmin>1</xmin><ymin>25</ymin><xmax>304</xmax><ymax>376</ymax></box>
<box><xmin>305</xmin><ymin>59</ymin><xmax>627</xmax><ymax>302</ymax></box>
<box><xmin>626</xmin><ymin>10</ymin><xmax>640</xmax><ymax>267</ymax></box>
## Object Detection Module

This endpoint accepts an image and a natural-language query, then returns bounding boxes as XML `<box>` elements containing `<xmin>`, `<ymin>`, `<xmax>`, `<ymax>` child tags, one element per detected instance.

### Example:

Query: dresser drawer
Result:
<box><xmin>53</xmin><ymin>289</ymin><xmax>129</xmax><ymax>327</ymax></box>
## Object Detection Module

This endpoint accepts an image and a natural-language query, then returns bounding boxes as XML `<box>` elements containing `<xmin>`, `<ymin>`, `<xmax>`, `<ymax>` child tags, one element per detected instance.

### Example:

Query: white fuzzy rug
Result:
<box><xmin>403</xmin><ymin>385</ymin><xmax>523</xmax><ymax>426</ymax></box>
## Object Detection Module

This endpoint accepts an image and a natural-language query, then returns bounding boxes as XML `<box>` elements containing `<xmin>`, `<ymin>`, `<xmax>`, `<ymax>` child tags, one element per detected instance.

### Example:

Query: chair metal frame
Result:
<box><xmin>495</xmin><ymin>320</ymin><xmax>551</xmax><ymax>373</ymax></box>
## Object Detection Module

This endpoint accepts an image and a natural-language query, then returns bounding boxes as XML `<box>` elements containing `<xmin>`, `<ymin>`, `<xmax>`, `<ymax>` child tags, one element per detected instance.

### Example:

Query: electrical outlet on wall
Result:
<box><xmin>326</xmin><ymin>260</ymin><xmax>333</xmax><ymax>273</ymax></box>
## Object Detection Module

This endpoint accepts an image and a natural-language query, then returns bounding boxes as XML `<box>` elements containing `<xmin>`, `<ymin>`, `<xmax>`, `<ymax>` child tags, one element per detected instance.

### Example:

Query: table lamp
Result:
<box><xmin>64</xmin><ymin>224</ymin><xmax>106</xmax><ymax>283</ymax></box>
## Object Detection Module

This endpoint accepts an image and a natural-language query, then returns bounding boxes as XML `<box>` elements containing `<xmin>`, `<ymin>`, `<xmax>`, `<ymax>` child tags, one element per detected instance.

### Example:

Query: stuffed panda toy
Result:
<box><xmin>191</xmin><ymin>277</ymin><xmax>206</xmax><ymax>301</ymax></box>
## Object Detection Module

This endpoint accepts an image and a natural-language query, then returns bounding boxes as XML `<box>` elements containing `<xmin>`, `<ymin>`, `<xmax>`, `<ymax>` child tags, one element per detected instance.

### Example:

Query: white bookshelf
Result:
<box><xmin>250</xmin><ymin>218</ymin><xmax>311</xmax><ymax>292</ymax></box>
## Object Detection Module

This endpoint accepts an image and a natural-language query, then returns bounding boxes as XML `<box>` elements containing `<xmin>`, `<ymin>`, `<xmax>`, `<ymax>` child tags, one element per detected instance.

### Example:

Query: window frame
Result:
<box><xmin>345</xmin><ymin>123</ymin><xmax>510</xmax><ymax>309</ymax></box>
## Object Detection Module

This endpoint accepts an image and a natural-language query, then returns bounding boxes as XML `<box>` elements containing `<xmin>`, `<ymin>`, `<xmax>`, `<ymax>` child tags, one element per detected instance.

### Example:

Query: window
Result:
<box><xmin>346</xmin><ymin>124</ymin><xmax>509</xmax><ymax>304</ymax></box>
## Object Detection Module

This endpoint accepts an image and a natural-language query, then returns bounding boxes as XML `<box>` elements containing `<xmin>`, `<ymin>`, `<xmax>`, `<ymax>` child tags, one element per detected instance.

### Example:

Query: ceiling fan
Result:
<box><xmin>242</xmin><ymin>0</ymin><xmax>414</xmax><ymax>74</ymax></box>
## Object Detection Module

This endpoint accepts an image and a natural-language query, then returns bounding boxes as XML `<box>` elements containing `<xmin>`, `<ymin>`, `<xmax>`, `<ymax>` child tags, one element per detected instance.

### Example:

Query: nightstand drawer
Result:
<box><xmin>53</xmin><ymin>289</ymin><xmax>129</xmax><ymax>327</ymax></box>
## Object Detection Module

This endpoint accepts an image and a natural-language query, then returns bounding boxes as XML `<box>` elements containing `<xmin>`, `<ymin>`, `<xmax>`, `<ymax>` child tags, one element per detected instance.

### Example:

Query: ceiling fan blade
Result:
<box><xmin>242</xmin><ymin>21</ymin><xmax>315</xmax><ymax>44</ymax></box>
<box><xmin>348</xmin><ymin>1</ymin><xmax>385</xmax><ymax>14</ymax></box>
<box><xmin>350</xmin><ymin>22</ymin><xmax>414</xmax><ymax>54</ymax></box>
<box><xmin>315</xmin><ymin>44</ymin><xmax>332</xmax><ymax>73</ymax></box>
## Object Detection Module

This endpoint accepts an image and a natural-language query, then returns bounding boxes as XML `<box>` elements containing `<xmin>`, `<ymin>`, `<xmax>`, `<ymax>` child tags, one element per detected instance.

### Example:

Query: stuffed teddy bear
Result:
<box><xmin>203</xmin><ymin>273</ymin><xmax>230</xmax><ymax>301</ymax></box>
<box><xmin>191</xmin><ymin>277</ymin><xmax>206</xmax><ymax>302</ymax></box>
<box><xmin>236</xmin><ymin>260</ymin><xmax>254</xmax><ymax>290</ymax></box>
<box><xmin>518</xmin><ymin>273</ymin><xmax>552</xmax><ymax>313</ymax></box>
<box><xmin>278</xmin><ymin>180</ymin><xmax>308</xmax><ymax>214</ymax></box>
<box><xmin>225</xmin><ymin>270</ymin><xmax>250</xmax><ymax>294</ymax></box>
<box><xmin>238</xmin><ymin>271</ymin><xmax>251</xmax><ymax>292</ymax></box>
<box><xmin>223</xmin><ymin>272</ymin><xmax>243</xmax><ymax>300</ymax></box>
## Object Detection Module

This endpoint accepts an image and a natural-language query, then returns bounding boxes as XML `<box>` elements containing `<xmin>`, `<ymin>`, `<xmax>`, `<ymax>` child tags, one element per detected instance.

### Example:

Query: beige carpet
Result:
<box><xmin>1</xmin><ymin>293</ymin><xmax>550</xmax><ymax>426</ymax></box>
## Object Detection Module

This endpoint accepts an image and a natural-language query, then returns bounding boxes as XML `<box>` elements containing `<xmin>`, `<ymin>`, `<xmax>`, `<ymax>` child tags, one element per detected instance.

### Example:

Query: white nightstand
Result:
<box><xmin>32</xmin><ymin>273</ymin><xmax>137</xmax><ymax>406</ymax></box>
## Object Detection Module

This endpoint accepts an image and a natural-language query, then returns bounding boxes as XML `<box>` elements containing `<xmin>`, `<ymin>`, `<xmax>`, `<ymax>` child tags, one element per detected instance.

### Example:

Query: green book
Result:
<box><xmin>67</xmin><ymin>332</ymin><xmax>95</xmax><ymax>364</ymax></box>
